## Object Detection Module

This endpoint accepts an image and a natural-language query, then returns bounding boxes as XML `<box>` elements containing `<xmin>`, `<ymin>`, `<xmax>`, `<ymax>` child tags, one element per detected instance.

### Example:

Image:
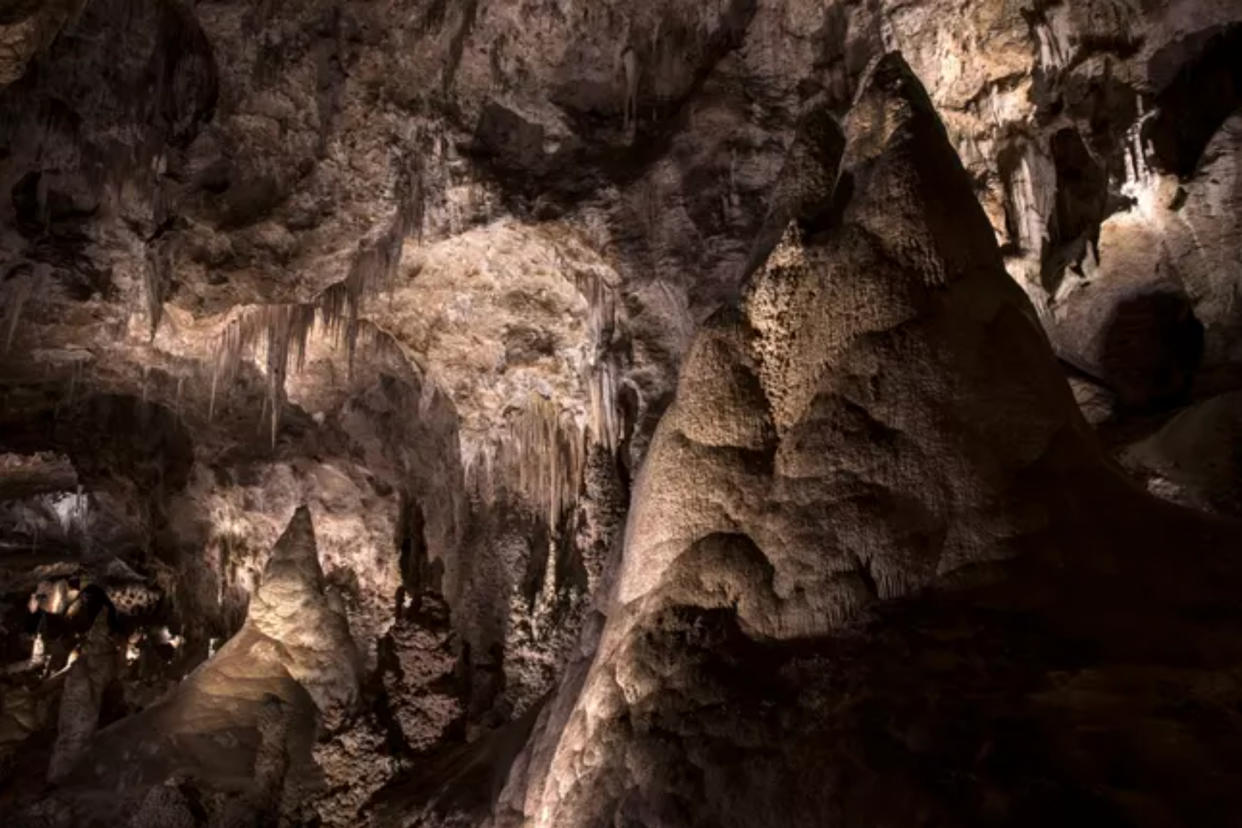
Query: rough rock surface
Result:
<box><xmin>1122</xmin><ymin>390</ymin><xmax>1242</xmax><ymax>517</ymax></box>
<box><xmin>502</xmin><ymin>53</ymin><xmax>1242</xmax><ymax>828</ymax></box>
<box><xmin>10</xmin><ymin>507</ymin><xmax>355</xmax><ymax>826</ymax></box>
<box><xmin>0</xmin><ymin>0</ymin><xmax>1240</xmax><ymax>825</ymax></box>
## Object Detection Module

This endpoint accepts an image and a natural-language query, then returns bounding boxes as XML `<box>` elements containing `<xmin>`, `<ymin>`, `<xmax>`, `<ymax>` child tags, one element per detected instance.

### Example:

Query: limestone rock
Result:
<box><xmin>1</xmin><ymin>0</ymin><xmax>1241</xmax><ymax>824</ymax></box>
<box><xmin>47</xmin><ymin>612</ymin><xmax>116</xmax><ymax>781</ymax></box>
<box><xmin>379</xmin><ymin>595</ymin><xmax>463</xmax><ymax>754</ymax></box>
<box><xmin>126</xmin><ymin>781</ymin><xmax>198</xmax><ymax>828</ymax></box>
<box><xmin>248</xmin><ymin>505</ymin><xmax>360</xmax><ymax>729</ymax></box>
<box><xmin>21</xmin><ymin>508</ymin><xmax>357</xmax><ymax>825</ymax></box>
<box><xmin>1123</xmin><ymin>390</ymin><xmax>1242</xmax><ymax>516</ymax></box>
<box><xmin>509</xmin><ymin>53</ymin><xmax>1242</xmax><ymax>827</ymax></box>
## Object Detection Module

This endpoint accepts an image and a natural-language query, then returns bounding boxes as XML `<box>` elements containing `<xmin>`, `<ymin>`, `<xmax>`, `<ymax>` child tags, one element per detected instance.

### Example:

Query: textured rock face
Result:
<box><xmin>620</xmin><ymin>54</ymin><xmax>1076</xmax><ymax>627</ymax></box>
<box><xmin>506</xmin><ymin>54</ymin><xmax>1242</xmax><ymax>828</ymax></box>
<box><xmin>0</xmin><ymin>508</ymin><xmax>347</xmax><ymax>825</ymax></box>
<box><xmin>1</xmin><ymin>0</ymin><xmax>1241</xmax><ymax>825</ymax></box>
<box><xmin>1122</xmin><ymin>390</ymin><xmax>1242</xmax><ymax>517</ymax></box>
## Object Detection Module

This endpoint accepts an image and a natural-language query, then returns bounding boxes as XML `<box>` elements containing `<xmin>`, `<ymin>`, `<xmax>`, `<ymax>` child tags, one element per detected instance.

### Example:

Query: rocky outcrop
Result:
<box><xmin>45</xmin><ymin>612</ymin><xmax>115</xmax><ymax>782</ymax></box>
<box><xmin>379</xmin><ymin>594</ymin><xmax>462</xmax><ymax>754</ymax></box>
<box><xmin>17</xmin><ymin>507</ymin><xmax>357</xmax><ymax>826</ymax></box>
<box><xmin>504</xmin><ymin>54</ymin><xmax>1242</xmax><ymax>827</ymax></box>
<box><xmin>1</xmin><ymin>0</ymin><xmax>1241</xmax><ymax>824</ymax></box>
<box><xmin>1123</xmin><ymin>390</ymin><xmax>1242</xmax><ymax>516</ymax></box>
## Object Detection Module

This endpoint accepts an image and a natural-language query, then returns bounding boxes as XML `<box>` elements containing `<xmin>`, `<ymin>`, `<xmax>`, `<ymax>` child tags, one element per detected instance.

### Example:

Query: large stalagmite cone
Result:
<box><xmin>506</xmin><ymin>52</ymin><xmax>1242</xmax><ymax>828</ymax></box>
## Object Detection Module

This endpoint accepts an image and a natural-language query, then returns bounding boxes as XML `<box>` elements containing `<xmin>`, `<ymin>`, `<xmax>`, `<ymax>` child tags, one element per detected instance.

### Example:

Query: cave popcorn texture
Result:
<box><xmin>1</xmin><ymin>0</ymin><xmax>1242</xmax><ymax>826</ymax></box>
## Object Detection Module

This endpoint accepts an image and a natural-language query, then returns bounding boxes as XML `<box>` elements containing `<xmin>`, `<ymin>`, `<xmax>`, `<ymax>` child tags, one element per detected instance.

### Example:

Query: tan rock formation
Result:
<box><xmin>507</xmin><ymin>53</ymin><xmax>1242</xmax><ymax>827</ymax></box>
<box><xmin>28</xmin><ymin>507</ymin><xmax>357</xmax><ymax>825</ymax></box>
<box><xmin>1</xmin><ymin>1</ymin><xmax>1241</xmax><ymax>824</ymax></box>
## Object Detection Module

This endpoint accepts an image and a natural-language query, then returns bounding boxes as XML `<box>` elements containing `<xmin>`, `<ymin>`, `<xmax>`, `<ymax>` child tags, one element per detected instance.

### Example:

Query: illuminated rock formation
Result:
<box><xmin>506</xmin><ymin>52</ymin><xmax>1242</xmax><ymax>828</ymax></box>
<box><xmin>1</xmin><ymin>1</ymin><xmax>1241</xmax><ymax>825</ymax></box>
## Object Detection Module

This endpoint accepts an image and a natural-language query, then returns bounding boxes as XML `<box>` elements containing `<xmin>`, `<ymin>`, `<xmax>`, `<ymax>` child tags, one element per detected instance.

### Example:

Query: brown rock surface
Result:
<box><xmin>14</xmin><ymin>507</ymin><xmax>355</xmax><ymax>825</ymax></box>
<box><xmin>0</xmin><ymin>1</ymin><xmax>1240</xmax><ymax>825</ymax></box>
<box><xmin>504</xmin><ymin>53</ymin><xmax>1242</xmax><ymax>828</ymax></box>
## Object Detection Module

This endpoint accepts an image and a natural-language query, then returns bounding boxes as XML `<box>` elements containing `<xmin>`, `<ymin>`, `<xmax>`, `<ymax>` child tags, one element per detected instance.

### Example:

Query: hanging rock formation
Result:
<box><xmin>1</xmin><ymin>0</ymin><xmax>1242</xmax><ymax>825</ymax></box>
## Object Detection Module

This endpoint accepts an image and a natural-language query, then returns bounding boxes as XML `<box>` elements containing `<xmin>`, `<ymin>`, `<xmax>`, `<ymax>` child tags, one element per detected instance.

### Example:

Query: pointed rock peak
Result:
<box><xmin>847</xmin><ymin>51</ymin><xmax>939</xmax><ymax>143</ymax></box>
<box><xmin>836</xmin><ymin>50</ymin><xmax>1012</xmax><ymax>294</ymax></box>
<box><xmin>247</xmin><ymin>505</ymin><xmax>360</xmax><ymax>725</ymax></box>
<box><xmin>272</xmin><ymin>505</ymin><xmax>315</xmax><ymax>556</ymax></box>
<box><xmin>743</xmin><ymin>94</ymin><xmax>846</xmax><ymax>278</ymax></box>
<box><xmin>844</xmin><ymin>51</ymin><xmax>970</xmax><ymax>186</ymax></box>
<box><xmin>741</xmin><ymin>51</ymin><xmax>1075</xmax><ymax>436</ymax></box>
<box><xmin>773</xmin><ymin>99</ymin><xmax>847</xmax><ymax>227</ymax></box>
<box><xmin>257</xmin><ymin>505</ymin><xmax>324</xmax><ymax>602</ymax></box>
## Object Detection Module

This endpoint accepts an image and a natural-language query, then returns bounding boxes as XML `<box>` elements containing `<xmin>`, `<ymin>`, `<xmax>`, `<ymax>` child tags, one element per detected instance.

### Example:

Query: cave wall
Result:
<box><xmin>0</xmin><ymin>0</ymin><xmax>1240</xmax><ymax>825</ymax></box>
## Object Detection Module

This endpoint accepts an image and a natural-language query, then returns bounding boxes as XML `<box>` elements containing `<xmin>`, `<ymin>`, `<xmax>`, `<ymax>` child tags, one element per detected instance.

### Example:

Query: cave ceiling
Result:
<box><xmin>1</xmin><ymin>1</ymin><xmax>1242</xmax><ymax>826</ymax></box>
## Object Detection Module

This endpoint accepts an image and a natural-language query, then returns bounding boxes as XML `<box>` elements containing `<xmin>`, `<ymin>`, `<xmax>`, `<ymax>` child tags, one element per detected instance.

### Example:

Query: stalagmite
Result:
<box><xmin>5</xmin><ymin>1</ymin><xmax>1242</xmax><ymax>824</ymax></box>
<box><xmin>47</xmin><ymin>613</ymin><xmax>116</xmax><ymax>781</ymax></box>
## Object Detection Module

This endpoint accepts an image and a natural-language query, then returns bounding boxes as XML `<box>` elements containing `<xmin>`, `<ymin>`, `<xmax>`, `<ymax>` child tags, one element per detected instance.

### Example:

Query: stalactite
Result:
<box><xmin>1033</xmin><ymin>14</ymin><xmax>1070</xmax><ymax>71</ymax></box>
<box><xmin>1125</xmin><ymin>101</ymin><xmax>1154</xmax><ymax>187</ymax></box>
<box><xmin>207</xmin><ymin>303</ymin><xmax>312</xmax><ymax>438</ymax></box>
<box><xmin>66</xmin><ymin>356</ymin><xmax>86</xmax><ymax>405</ymax></box>
<box><xmin>578</xmin><ymin>268</ymin><xmax>623</xmax><ymax>452</ymax></box>
<box><xmin>1012</xmin><ymin>155</ymin><xmax>1041</xmax><ymax>251</ymax></box>
<box><xmin>1005</xmin><ymin>145</ymin><xmax>1055</xmax><ymax>259</ymax></box>
<box><xmin>202</xmin><ymin>179</ymin><xmax>415</xmax><ymax>439</ymax></box>
<box><xmin>257</xmin><ymin>372</ymin><xmax>270</xmax><ymax>438</ymax></box>
<box><xmin>144</xmin><ymin>242</ymin><xmax>170</xmax><ymax>338</ymax></box>
<box><xmin>462</xmin><ymin>395</ymin><xmax>589</xmax><ymax>532</ymax></box>
<box><xmin>589</xmin><ymin>361</ymin><xmax>619</xmax><ymax>454</ymax></box>
<box><xmin>507</xmin><ymin>397</ymin><xmax>588</xmax><ymax>528</ymax></box>
<box><xmin>464</xmin><ymin>265</ymin><xmax>626</xmax><ymax>531</ymax></box>
<box><xmin>621</xmin><ymin>46</ymin><xmax>638</xmax><ymax>135</ymax></box>
<box><xmin>1</xmin><ymin>262</ymin><xmax>55</xmax><ymax>354</ymax></box>
<box><xmin>2</xmin><ymin>268</ymin><xmax>34</xmax><ymax>353</ymax></box>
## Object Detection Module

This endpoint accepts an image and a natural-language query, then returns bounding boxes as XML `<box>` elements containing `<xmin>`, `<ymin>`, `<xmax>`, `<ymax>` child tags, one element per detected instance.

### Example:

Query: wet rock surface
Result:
<box><xmin>0</xmin><ymin>1</ymin><xmax>1240</xmax><ymax>825</ymax></box>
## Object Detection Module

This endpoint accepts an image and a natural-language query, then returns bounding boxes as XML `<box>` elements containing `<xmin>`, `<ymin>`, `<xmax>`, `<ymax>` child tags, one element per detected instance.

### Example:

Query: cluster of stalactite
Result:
<box><xmin>205</xmin><ymin>204</ymin><xmax>414</xmax><ymax>442</ymax></box>
<box><xmin>462</xmin><ymin>267</ymin><xmax>626</xmax><ymax>531</ymax></box>
<box><xmin>466</xmin><ymin>397</ymin><xmax>589</xmax><ymax>530</ymax></box>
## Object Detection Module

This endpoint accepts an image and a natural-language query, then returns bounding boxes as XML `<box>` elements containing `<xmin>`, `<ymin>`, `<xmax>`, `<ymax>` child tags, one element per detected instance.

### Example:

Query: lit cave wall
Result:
<box><xmin>1</xmin><ymin>1</ymin><xmax>1242</xmax><ymax>826</ymax></box>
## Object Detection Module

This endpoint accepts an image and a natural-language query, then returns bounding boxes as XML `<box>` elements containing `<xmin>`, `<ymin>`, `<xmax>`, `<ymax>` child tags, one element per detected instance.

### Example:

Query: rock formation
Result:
<box><xmin>9</xmin><ymin>507</ymin><xmax>355</xmax><ymax>825</ymax></box>
<box><xmin>500</xmin><ymin>51</ymin><xmax>1242</xmax><ymax>827</ymax></box>
<box><xmin>1</xmin><ymin>1</ymin><xmax>1241</xmax><ymax>826</ymax></box>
